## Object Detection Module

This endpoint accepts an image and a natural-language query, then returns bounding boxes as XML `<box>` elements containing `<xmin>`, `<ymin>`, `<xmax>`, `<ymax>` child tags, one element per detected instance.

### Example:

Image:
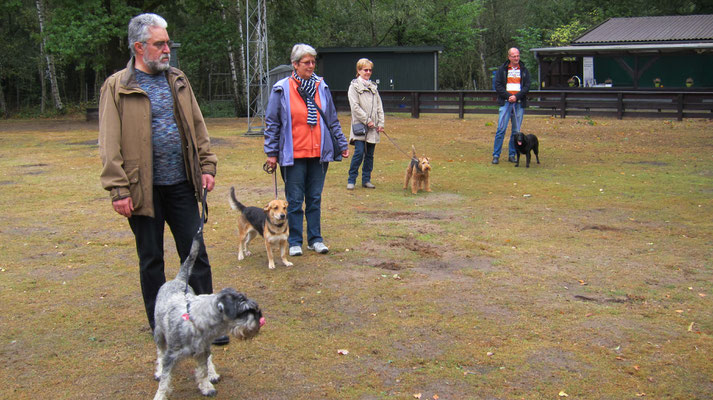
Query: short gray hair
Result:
<box><xmin>290</xmin><ymin>43</ymin><xmax>317</xmax><ymax>64</ymax></box>
<box><xmin>128</xmin><ymin>13</ymin><xmax>168</xmax><ymax>56</ymax></box>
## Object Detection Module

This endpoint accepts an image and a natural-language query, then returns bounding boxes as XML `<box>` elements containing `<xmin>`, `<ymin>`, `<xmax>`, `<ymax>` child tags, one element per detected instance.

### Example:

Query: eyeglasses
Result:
<box><xmin>144</xmin><ymin>40</ymin><xmax>173</xmax><ymax>50</ymax></box>
<box><xmin>299</xmin><ymin>60</ymin><xmax>316</xmax><ymax>66</ymax></box>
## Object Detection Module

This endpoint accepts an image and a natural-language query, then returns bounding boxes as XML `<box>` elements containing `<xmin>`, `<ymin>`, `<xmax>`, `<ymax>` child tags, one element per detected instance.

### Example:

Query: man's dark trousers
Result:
<box><xmin>128</xmin><ymin>181</ymin><xmax>213</xmax><ymax>330</ymax></box>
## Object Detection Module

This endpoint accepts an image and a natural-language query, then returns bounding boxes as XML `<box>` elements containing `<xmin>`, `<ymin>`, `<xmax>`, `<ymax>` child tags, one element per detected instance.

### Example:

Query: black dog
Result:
<box><xmin>513</xmin><ymin>132</ymin><xmax>540</xmax><ymax>168</ymax></box>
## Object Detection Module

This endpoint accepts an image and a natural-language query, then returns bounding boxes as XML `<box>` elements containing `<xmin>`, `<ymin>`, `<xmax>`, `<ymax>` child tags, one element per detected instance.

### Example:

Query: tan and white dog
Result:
<box><xmin>229</xmin><ymin>187</ymin><xmax>292</xmax><ymax>269</ymax></box>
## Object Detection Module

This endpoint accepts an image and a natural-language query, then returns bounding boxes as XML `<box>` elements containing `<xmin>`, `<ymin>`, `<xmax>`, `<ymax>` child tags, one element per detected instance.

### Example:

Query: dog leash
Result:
<box><xmin>182</xmin><ymin>187</ymin><xmax>209</xmax><ymax>320</ymax></box>
<box><xmin>381</xmin><ymin>130</ymin><xmax>420</xmax><ymax>167</ymax></box>
<box><xmin>263</xmin><ymin>161</ymin><xmax>279</xmax><ymax>200</ymax></box>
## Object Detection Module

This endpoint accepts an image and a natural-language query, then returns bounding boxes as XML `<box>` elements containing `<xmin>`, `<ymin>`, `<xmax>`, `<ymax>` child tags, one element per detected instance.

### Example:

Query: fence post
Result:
<box><xmin>458</xmin><ymin>92</ymin><xmax>465</xmax><ymax>119</ymax></box>
<box><xmin>677</xmin><ymin>94</ymin><xmax>684</xmax><ymax>121</ymax></box>
<box><xmin>560</xmin><ymin>92</ymin><xmax>566</xmax><ymax>119</ymax></box>
<box><xmin>617</xmin><ymin>93</ymin><xmax>623</xmax><ymax>119</ymax></box>
<box><xmin>411</xmin><ymin>92</ymin><xmax>419</xmax><ymax>118</ymax></box>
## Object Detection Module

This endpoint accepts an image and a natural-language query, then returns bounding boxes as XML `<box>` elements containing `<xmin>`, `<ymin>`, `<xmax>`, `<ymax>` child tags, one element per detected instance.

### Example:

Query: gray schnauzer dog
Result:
<box><xmin>152</xmin><ymin>235</ymin><xmax>264</xmax><ymax>400</ymax></box>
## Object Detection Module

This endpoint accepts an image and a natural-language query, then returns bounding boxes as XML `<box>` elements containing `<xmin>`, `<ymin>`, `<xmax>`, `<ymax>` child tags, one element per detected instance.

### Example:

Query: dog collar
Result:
<box><xmin>267</xmin><ymin>222</ymin><xmax>286</xmax><ymax>235</ymax></box>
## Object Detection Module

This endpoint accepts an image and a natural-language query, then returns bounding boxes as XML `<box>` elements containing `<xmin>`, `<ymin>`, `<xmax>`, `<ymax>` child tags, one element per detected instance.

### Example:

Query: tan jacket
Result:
<box><xmin>348</xmin><ymin>77</ymin><xmax>384</xmax><ymax>144</ymax></box>
<box><xmin>98</xmin><ymin>59</ymin><xmax>217</xmax><ymax>217</ymax></box>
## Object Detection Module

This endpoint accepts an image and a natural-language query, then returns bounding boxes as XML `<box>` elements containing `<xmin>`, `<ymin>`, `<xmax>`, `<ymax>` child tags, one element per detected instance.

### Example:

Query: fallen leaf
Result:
<box><xmin>616</xmin><ymin>356</ymin><xmax>626</xmax><ymax>361</ymax></box>
<box><xmin>487</xmin><ymin>351</ymin><xmax>494</xmax><ymax>356</ymax></box>
<box><xmin>699</xmin><ymin>293</ymin><xmax>706</xmax><ymax>297</ymax></box>
<box><xmin>413</xmin><ymin>394</ymin><xmax>422</xmax><ymax>399</ymax></box>
<box><xmin>633</xmin><ymin>365</ymin><xmax>640</xmax><ymax>371</ymax></box>
<box><xmin>636</xmin><ymin>393</ymin><xmax>646</xmax><ymax>397</ymax></box>
<box><xmin>337</xmin><ymin>349</ymin><xmax>349</xmax><ymax>355</ymax></box>
<box><xmin>559</xmin><ymin>391</ymin><xmax>569</xmax><ymax>397</ymax></box>
<box><xmin>433</xmin><ymin>395</ymin><xmax>439</xmax><ymax>400</ymax></box>
<box><xmin>688</xmin><ymin>322</ymin><xmax>694</xmax><ymax>332</ymax></box>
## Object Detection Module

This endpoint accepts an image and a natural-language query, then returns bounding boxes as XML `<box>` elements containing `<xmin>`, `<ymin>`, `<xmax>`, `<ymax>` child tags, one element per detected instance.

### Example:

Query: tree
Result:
<box><xmin>43</xmin><ymin>0</ymin><xmax>137</xmax><ymax>103</ymax></box>
<box><xmin>220</xmin><ymin>0</ymin><xmax>246</xmax><ymax>116</ymax></box>
<box><xmin>35</xmin><ymin>0</ymin><xmax>63</xmax><ymax>112</ymax></box>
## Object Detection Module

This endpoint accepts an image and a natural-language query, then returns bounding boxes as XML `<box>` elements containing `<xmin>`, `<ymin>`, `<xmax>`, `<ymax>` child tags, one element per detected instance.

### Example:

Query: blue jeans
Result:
<box><xmin>128</xmin><ymin>181</ymin><xmax>213</xmax><ymax>330</ymax></box>
<box><xmin>280</xmin><ymin>158</ymin><xmax>328</xmax><ymax>247</ymax></box>
<box><xmin>348</xmin><ymin>140</ymin><xmax>376</xmax><ymax>184</ymax></box>
<box><xmin>493</xmin><ymin>102</ymin><xmax>524</xmax><ymax>159</ymax></box>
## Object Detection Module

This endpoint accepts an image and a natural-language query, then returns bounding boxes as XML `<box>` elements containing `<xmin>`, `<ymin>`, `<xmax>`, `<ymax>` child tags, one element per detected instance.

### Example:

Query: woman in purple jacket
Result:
<box><xmin>264</xmin><ymin>43</ymin><xmax>349</xmax><ymax>256</ymax></box>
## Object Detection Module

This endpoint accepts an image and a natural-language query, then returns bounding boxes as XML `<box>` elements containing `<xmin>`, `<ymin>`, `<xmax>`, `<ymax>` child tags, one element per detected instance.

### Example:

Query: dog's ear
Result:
<box><xmin>216</xmin><ymin>288</ymin><xmax>248</xmax><ymax>319</ymax></box>
<box><xmin>263</xmin><ymin>203</ymin><xmax>271</xmax><ymax>212</ymax></box>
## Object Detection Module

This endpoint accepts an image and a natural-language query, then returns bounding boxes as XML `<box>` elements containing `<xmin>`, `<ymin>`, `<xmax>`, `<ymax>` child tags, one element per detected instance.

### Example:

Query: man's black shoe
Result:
<box><xmin>492</xmin><ymin>157</ymin><xmax>499</xmax><ymax>164</ymax></box>
<box><xmin>212</xmin><ymin>335</ymin><xmax>230</xmax><ymax>346</ymax></box>
<box><xmin>508</xmin><ymin>156</ymin><xmax>517</xmax><ymax>163</ymax></box>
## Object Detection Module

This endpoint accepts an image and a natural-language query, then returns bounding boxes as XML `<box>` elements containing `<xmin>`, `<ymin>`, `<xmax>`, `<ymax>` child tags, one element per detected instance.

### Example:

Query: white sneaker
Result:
<box><xmin>307</xmin><ymin>242</ymin><xmax>329</xmax><ymax>254</ymax></box>
<box><xmin>289</xmin><ymin>246</ymin><xmax>303</xmax><ymax>256</ymax></box>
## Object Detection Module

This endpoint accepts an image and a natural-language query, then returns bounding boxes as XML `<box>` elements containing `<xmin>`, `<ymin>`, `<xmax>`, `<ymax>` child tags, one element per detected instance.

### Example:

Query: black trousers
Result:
<box><xmin>128</xmin><ymin>182</ymin><xmax>213</xmax><ymax>330</ymax></box>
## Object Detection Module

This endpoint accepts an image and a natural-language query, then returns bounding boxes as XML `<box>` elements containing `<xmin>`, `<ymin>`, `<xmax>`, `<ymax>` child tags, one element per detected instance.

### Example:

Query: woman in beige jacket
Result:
<box><xmin>346</xmin><ymin>58</ymin><xmax>384</xmax><ymax>190</ymax></box>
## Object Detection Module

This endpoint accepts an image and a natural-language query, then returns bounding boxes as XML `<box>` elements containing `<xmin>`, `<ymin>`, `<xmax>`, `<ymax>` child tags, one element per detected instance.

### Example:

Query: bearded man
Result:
<box><xmin>98</xmin><ymin>13</ymin><xmax>228</xmax><ymax>346</ymax></box>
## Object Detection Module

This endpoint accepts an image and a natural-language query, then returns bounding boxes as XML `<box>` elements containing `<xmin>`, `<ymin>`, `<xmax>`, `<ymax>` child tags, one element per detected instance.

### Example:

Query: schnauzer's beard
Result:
<box><xmin>144</xmin><ymin>53</ymin><xmax>171</xmax><ymax>73</ymax></box>
<box><xmin>230</xmin><ymin>314</ymin><xmax>262</xmax><ymax>340</ymax></box>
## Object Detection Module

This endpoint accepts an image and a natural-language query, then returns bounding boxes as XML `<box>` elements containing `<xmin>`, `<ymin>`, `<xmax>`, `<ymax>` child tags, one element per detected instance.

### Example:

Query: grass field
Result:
<box><xmin>1</xmin><ymin>113</ymin><xmax>712</xmax><ymax>399</ymax></box>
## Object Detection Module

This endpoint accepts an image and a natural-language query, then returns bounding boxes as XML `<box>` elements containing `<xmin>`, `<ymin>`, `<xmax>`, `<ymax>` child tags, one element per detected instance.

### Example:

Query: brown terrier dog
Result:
<box><xmin>229</xmin><ymin>187</ymin><xmax>292</xmax><ymax>269</ymax></box>
<box><xmin>404</xmin><ymin>145</ymin><xmax>432</xmax><ymax>194</ymax></box>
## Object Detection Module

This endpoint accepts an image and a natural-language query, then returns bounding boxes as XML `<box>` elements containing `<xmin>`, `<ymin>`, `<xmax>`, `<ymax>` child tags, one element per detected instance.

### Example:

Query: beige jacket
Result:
<box><xmin>98</xmin><ymin>58</ymin><xmax>217</xmax><ymax>217</ymax></box>
<box><xmin>348</xmin><ymin>77</ymin><xmax>384</xmax><ymax>144</ymax></box>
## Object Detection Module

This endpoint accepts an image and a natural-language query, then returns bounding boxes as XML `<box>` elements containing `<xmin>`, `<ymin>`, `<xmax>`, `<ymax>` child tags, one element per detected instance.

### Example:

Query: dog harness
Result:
<box><xmin>410</xmin><ymin>157</ymin><xmax>422</xmax><ymax>173</ymax></box>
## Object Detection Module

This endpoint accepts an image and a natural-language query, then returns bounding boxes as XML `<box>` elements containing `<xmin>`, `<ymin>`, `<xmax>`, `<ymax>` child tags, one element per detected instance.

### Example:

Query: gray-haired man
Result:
<box><xmin>98</xmin><ymin>13</ymin><xmax>227</xmax><ymax>345</ymax></box>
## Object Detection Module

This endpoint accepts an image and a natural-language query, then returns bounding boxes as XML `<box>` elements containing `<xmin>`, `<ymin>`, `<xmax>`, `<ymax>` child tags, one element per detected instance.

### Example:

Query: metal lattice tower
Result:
<box><xmin>245</xmin><ymin>0</ymin><xmax>269</xmax><ymax>136</ymax></box>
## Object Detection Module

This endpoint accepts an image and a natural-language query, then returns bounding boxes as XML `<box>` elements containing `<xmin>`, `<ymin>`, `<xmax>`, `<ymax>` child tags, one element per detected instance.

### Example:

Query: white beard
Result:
<box><xmin>144</xmin><ymin>53</ymin><xmax>171</xmax><ymax>73</ymax></box>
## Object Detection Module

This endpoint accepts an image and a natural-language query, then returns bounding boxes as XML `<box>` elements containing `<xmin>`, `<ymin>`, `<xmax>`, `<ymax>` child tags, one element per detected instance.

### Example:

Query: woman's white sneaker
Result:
<box><xmin>307</xmin><ymin>242</ymin><xmax>329</xmax><ymax>254</ymax></box>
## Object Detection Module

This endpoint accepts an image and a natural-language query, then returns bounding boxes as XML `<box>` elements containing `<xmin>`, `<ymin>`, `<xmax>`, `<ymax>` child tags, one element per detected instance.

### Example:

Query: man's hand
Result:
<box><xmin>342</xmin><ymin>148</ymin><xmax>350</xmax><ymax>158</ymax></box>
<box><xmin>202</xmin><ymin>173</ymin><xmax>215</xmax><ymax>192</ymax></box>
<box><xmin>113</xmin><ymin>197</ymin><xmax>134</xmax><ymax>218</ymax></box>
<box><xmin>508</xmin><ymin>95</ymin><xmax>517</xmax><ymax>103</ymax></box>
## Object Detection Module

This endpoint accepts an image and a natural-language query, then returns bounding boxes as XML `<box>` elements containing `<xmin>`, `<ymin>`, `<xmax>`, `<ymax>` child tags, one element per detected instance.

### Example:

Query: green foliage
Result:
<box><xmin>2</xmin><ymin>0</ymin><xmax>713</xmax><ymax>115</ymax></box>
<box><xmin>548</xmin><ymin>19</ymin><xmax>587</xmax><ymax>47</ymax></box>
<box><xmin>514</xmin><ymin>27</ymin><xmax>544</xmax><ymax>72</ymax></box>
<box><xmin>199</xmin><ymin>100</ymin><xmax>237</xmax><ymax>118</ymax></box>
<box><xmin>44</xmin><ymin>0</ymin><xmax>138</xmax><ymax>72</ymax></box>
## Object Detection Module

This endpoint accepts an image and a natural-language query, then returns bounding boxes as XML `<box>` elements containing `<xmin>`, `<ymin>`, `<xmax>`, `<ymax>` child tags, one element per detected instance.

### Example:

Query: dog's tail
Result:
<box><xmin>176</xmin><ymin>234</ymin><xmax>201</xmax><ymax>282</ymax></box>
<box><xmin>411</xmin><ymin>145</ymin><xmax>417</xmax><ymax>158</ymax></box>
<box><xmin>229</xmin><ymin>186</ymin><xmax>246</xmax><ymax>212</ymax></box>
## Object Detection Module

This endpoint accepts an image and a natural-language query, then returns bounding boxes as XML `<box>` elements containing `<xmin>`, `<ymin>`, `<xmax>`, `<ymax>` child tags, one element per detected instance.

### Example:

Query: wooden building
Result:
<box><xmin>315</xmin><ymin>46</ymin><xmax>443</xmax><ymax>91</ymax></box>
<box><xmin>531</xmin><ymin>15</ymin><xmax>713</xmax><ymax>89</ymax></box>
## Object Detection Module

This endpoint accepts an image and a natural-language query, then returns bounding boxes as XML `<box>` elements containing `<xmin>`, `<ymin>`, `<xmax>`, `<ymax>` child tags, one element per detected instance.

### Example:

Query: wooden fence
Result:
<box><xmin>331</xmin><ymin>89</ymin><xmax>713</xmax><ymax>120</ymax></box>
